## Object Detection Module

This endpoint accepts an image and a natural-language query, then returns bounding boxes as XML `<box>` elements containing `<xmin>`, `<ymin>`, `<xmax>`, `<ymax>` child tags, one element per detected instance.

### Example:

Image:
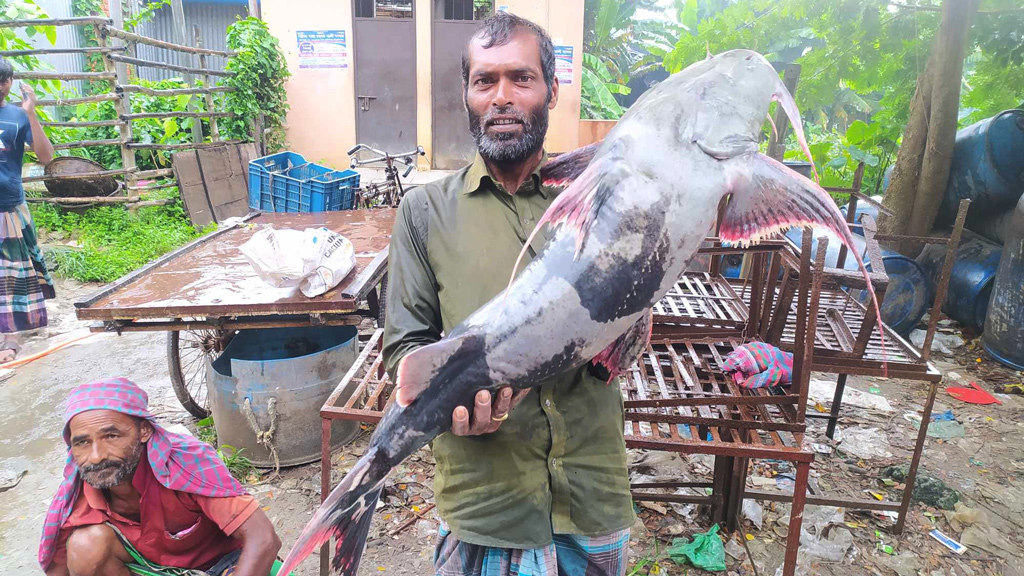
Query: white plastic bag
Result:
<box><xmin>240</xmin><ymin>226</ymin><xmax>356</xmax><ymax>298</ymax></box>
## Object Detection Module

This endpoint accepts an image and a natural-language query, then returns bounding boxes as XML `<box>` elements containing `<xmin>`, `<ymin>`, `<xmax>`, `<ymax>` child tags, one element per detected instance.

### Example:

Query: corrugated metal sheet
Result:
<box><xmin>134</xmin><ymin>2</ymin><xmax>247</xmax><ymax>82</ymax></box>
<box><xmin>24</xmin><ymin>0</ymin><xmax>86</xmax><ymax>95</ymax></box>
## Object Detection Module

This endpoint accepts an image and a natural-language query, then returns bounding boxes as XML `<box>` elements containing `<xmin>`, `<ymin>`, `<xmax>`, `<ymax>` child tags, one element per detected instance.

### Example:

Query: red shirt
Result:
<box><xmin>52</xmin><ymin>457</ymin><xmax>259</xmax><ymax>570</ymax></box>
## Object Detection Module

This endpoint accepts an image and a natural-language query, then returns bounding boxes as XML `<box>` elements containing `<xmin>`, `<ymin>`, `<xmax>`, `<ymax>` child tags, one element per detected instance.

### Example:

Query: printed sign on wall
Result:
<box><xmin>554</xmin><ymin>45</ymin><xmax>574</xmax><ymax>85</ymax></box>
<box><xmin>297</xmin><ymin>30</ymin><xmax>349</xmax><ymax>69</ymax></box>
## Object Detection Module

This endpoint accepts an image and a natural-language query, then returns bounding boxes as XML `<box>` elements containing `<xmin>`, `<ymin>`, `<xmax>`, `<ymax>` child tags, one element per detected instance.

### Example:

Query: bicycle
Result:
<box><xmin>347</xmin><ymin>143</ymin><xmax>426</xmax><ymax>208</ymax></box>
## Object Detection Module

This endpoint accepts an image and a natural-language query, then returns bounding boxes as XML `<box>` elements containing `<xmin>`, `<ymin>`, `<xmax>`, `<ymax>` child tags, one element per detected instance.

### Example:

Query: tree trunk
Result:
<box><xmin>878</xmin><ymin>0</ymin><xmax>979</xmax><ymax>249</ymax></box>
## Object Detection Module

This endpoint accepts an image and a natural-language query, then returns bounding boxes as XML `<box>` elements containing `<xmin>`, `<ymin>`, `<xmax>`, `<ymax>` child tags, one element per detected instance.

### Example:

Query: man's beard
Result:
<box><xmin>467</xmin><ymin>101</ymin><xmax>549</xmax><ymax>166</ymax></box>
<box><xmin>80</xmin><ymin>442</ymin><xmax>144</xmax><ymax>489</ymax></box>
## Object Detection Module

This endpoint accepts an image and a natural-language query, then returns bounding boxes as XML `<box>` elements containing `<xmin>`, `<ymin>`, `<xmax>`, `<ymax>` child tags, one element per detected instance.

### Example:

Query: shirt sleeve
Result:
<box><xmin>381</xmin><ymin>190</ymin><xmax>443</xmax><ymax>378</ymax></box>
<box><xmin>193</xmin><ymin>494</ymin><xmax>260</xmax><ymax>537</ymax></box>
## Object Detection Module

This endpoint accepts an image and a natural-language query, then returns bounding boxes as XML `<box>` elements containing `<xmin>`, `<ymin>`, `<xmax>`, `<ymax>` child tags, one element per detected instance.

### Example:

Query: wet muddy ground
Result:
<box><xmin>1</xmin><ymin>278</ymin><xmax>1022</xmax><ymax>575</ymax></box>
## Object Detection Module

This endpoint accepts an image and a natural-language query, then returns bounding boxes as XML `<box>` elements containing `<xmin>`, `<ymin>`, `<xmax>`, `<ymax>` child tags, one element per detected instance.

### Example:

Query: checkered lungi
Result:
<box><xmin>433</xmin><ymin>523</ymin><xmax>630</xmax><ymax>576</ymax></box>
<box><xmin>0</xmin><ymin>203</ymin><xmax>54</xmax><ymax>333</ymax></box>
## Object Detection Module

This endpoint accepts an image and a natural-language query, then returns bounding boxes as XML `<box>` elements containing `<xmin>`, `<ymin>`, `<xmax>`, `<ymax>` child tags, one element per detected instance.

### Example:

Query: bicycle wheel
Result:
<box><xmin>167</xmin><ymin>329</ymin><xmax>234</xmax><ymax>419</ymax></box>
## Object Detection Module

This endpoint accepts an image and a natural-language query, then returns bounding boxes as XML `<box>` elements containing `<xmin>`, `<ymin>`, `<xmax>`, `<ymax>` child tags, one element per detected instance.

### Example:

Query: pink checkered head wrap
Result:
<box><xmin>39</xmin><ymin>377</ymin><xmax>246</xmax><ymax>569</ymax></box>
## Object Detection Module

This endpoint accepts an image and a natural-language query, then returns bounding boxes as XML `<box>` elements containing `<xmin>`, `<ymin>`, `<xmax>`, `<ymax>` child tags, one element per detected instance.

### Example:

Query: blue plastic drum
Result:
<box><xmin>784</xmin><ymin>227</ymin><xmax>931</xmax><ymax>335</ymax></box>
<box><xmin>916</xmin><ymin>233</ymin><xmax>1004</xmax><ymax>331</ymax></box>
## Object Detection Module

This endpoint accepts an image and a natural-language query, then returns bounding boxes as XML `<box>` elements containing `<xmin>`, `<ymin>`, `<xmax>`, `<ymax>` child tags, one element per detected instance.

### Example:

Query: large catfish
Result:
<box><xmin>278</xmin><ymin>49</ymin><xmax>881</xmax><ymax>576</ymax></box>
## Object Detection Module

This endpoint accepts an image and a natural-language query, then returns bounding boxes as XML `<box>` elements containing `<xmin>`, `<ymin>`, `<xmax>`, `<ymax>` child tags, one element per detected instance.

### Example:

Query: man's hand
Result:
<box><xmin>20</xmin><ymin>83</ymin><xmax>37</xmax><ymax>114</ymax></box>
<box><xmin>452</xmin><ymin>387</ymin><xmax>530</xmax><ymax>436</ymax></box>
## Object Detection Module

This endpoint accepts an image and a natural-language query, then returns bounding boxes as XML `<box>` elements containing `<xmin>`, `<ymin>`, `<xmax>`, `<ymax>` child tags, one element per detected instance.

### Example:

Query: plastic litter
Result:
<box><xmin>905</xmin><ymin>412</ymin><xmax>966</xmax><ymax>439</ymax></box>
<box><xmin>667</xmin><ymin>523</ymin><xmax>727</xmax><ymax>572</ymax></box>
<box><xmin>960</xmin><ymin>524</ymin><xmax>1017</xmax><ymax>558</ymax></box>
<box><xmin>911</xmin><ymin>329</ymin><xmax>964</xmax><ymax>354</ymax></box>
<box><xmin>942</xmin><ymin>502</ymin><xmax>983</xmax><ymax>531</ymax></box>
<box><xmin>240</xmin><ymin>226</ymin><xmax>357</xmax><ymax>298</ymax></box>
<box><xmin>882</xmin><ymin>466</ymin><xmax>959</xmax><ymax>510</ymax></box>
<box><xmin>724</xmin><ymin>536</ymin><xmax>746</xmax><ymax>560</ymax></box>
<box><xmin>947</xmin><ymin>382</ymin><xmax>1003</xmax><ymax>405</ymax></box>
<box><xmin>836</xmin><ymin>427</ymin><xmax>893</xmax><ymax>459</ymax></box>
<box><xmin>808</xmin><ymin>378</ymin><xmax>893</xmax><ymax>412</ymax></box>
<box><xmin>929</xmin><ymin>529</ymin><xmax>967</xmax><ymax>554</ymax></box>
<box><xmin>741</xmin><ymin>499</ymin><xmax>763</xmax><ymax>530</ymax></box>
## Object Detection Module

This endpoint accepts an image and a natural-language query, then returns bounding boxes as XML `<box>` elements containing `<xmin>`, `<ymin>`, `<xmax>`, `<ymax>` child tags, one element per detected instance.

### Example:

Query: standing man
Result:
<box><xmin>383</xmin><ymin>12</ymin><xmax>634</xmax><ymax>576</ymax></box>
<box><xmin>0</xmin><ymin>57</ymin><xmax>56</xmax><ymax>362</ymax></box>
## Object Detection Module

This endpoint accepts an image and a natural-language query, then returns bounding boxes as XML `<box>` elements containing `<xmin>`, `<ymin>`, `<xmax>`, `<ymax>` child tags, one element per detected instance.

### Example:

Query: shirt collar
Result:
<box><xmin>462</xmin><ymin>152</ymin><xmax>550</xmax><ymax>199</ymax></box>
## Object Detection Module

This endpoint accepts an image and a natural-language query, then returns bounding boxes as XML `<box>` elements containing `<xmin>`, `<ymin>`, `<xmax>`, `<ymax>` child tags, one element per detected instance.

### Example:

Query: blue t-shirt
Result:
<box><xmin>0</xmin><ymin>103</ymin><xmax>33</xmax><ymax>208</ymax></box>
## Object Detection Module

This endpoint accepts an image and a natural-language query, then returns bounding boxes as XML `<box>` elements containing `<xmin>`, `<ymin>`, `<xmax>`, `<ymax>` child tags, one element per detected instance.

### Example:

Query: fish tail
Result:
<box><xmin>278</xmin><ymin>448</ymin><xmax>388</xmax><ymax>576</ymax></box>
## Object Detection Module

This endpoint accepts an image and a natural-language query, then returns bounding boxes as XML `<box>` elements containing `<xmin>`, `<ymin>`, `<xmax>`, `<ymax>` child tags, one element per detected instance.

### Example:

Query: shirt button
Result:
<box><xmin>550</xmin><ymin>458</ymin><xmax>558</xmax><ymax>467</ymax></box>
<box><xmin>545</xmin><ymin>399</ymin><xmax>552</xmax><ymax>408</ymax></box>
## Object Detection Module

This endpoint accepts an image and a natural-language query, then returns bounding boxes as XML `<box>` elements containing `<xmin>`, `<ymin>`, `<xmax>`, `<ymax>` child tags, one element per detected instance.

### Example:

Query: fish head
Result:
<box><xmin>683</xmin><ymin>49</ymin><xmax>816</xmax><ymax>178</ymax></box>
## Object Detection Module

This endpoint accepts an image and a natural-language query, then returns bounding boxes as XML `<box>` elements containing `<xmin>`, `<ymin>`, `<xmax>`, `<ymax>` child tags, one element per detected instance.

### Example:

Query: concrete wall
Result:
<box><xmin>262</xmin><ymin>0</ymin><xmax>357</xmax><ymax>168</ymax></box>
<box><xmin>263</xmin><ymin>0</ymin><xmax>584</xmax><ymax>169</ymax></box>
<box><xmin>579</xmin><ymin>119</ymin><xmax>617</xmax><ymax>147</ymax></box>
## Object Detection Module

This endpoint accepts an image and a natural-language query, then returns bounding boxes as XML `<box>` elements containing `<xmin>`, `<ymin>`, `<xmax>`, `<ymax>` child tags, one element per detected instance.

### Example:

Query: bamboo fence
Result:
<box><xmin>1</xmin><ymin>10</ymin><xmax>243</xmax><ymax>204</ymax></box>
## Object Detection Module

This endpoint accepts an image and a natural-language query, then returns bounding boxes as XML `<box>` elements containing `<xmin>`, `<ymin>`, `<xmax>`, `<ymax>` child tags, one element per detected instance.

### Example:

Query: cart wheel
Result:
<box><xmin>377</xmin><ymin>276</ymin><xmax>388</xmax><ymax>329</ymax></box>
<box><xmin>167</xmin><ymin>329</ymin><xmax>234</xmax><ymax>419</ymax></box>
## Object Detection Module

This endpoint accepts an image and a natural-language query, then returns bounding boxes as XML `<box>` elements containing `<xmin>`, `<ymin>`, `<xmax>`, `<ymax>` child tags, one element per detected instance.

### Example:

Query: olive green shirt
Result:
<box><xmin>381</xmin><ymin>153</ymin><xmax>635</xmax><ymax>549</ymax></box>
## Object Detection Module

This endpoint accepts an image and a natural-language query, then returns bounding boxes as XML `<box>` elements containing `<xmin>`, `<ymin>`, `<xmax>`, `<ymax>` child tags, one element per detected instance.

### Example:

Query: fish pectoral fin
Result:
<box><xmin>540</xmin><ymin>140</ymin><xmax>603</xmax><ymax>188</ymax></box>
<box><xmin>720</xmin><ymin>152</ymin><xmax>854</xmax><ymax>248</ymax></box>
<box><xmin>720</xmin><ymin>152</ymin><xmax>888</xmax><ymax>371</ymax></box>
<box><xmin>591</xmin><ymin>309</ymin><xmax>653</xmax><ymax>384</ymax></box>
<box><xmin>395</xmin><ymin>334</ymin><xmax>475</xmax><ymax>407</ymax></box>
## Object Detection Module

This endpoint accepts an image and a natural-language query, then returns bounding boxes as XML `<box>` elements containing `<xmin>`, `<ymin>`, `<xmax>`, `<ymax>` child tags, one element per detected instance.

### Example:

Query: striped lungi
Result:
<box><xmin>0</xmin><ymin>203</ymin><xmax>54</xmax><ymax>334</ymax></box>
<box><xmin>433</xmin><ymin>523</ymin><xmax>630</xmax><ymax>576</ymax></box>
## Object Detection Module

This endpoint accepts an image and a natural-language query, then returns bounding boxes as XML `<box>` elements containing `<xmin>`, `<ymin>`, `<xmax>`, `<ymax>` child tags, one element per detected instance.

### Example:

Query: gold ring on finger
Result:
<box><xmin>491</xmin><ymin>412</ymin><xmax>509</xmax><ymax>422</ymax></box>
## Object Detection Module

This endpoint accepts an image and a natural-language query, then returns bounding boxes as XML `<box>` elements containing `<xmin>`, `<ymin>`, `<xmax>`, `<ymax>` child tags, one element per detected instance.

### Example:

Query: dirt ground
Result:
<box><xmin>0</xmin><ymin>278</ymin><xmax>1022</xmax><ymax>575</ymax></box>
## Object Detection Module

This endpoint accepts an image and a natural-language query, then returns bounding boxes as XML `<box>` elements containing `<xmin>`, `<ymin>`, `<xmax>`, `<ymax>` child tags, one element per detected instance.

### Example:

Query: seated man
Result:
<box><xmin>39</xmin><ymin>378</ymin><xmax>282</xmax><ymax>576</ymax></box>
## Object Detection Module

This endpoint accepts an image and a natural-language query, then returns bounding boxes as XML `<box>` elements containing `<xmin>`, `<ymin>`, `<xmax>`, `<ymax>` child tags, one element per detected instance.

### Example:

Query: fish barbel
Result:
<box><xmin>278</xmin><ymin>49</ymin><xmax>881</xmax><ymax>576</ymax></box>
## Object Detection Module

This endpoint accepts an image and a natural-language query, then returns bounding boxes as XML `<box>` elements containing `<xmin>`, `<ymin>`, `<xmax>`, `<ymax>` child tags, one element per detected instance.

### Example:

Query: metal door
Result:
<box><xmin>353</xmin><ymin>0</ymin><xmax>418</xmax><ymax>154</ymax></box>
<box><xmin>431</xmin><ymin>0</ymin><xmax>493</xmax><ymax>170</ymax></box>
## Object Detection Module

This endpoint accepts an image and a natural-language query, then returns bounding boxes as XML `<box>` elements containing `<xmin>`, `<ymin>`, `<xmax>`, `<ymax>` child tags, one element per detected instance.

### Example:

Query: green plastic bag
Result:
<box><xmin>667</xmin><ymin>523</ymin><xmax>727</xmax><ymax>571</ymax></box>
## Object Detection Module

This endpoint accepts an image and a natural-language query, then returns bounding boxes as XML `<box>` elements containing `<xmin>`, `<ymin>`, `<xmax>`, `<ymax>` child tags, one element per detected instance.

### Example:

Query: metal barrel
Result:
<box><xmin>784</xmin><ymin>227</ymin><xmax>931</xmax><ymax>335</ymax></box>
<box><xmin>916</xmin><ymin>231</ymin><xmax>1004</xmax><ymax>331</ymax></box>
<box><xmin>938</xmin><ymin>109</ymin><xmax>1024</xmax><ymax>228</ymax></box>
<box><xmin>983</xmin><ymin>194</ymin><xmax>1024</xmax><ymax>370</ymax></box>
<box><xmin>208</xmin><ymin>326</ymin><xmax>362</xmax><ymax>468</ymax></box>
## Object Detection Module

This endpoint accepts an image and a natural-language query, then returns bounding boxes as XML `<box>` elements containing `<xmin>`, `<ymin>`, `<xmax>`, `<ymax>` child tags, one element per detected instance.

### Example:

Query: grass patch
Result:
<box><xmin>30</xmin><ymin>188</ymin><xmax>217</xmax><ymax>283</ymax></box>
<box><xmin>196</xmin><ymin>416</ymin><xmax>262</xmax><ymax>483</ymax></box>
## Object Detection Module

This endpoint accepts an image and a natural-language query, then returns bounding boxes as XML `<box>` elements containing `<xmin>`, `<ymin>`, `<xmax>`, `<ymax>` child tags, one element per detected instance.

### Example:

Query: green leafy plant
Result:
<box><xmin>217</xmin><ymin>444</ymin><xmax>260</xmax><ymax>483</ymax></box>
<box><xmin>222</xmin><ymin>17</ymin><xmax>290</xmax><ymax>152</ymax></box>
<box><xmin>582</xmin><ymin>52</ymin><xmax>630</xmax><ymax>119</ymax></box>
<box><xmin>196</xmin><ymin>416</ymin><xmax>218</xmax><ymax>446</ymax></box>
<box><xmin>124</xmin><ymin>0</ymin><xmax>172</xmax><ymax>31</ymax></box>
<box><xmin>31</xmin><ymin>191</ymin><xmax>214</xmax><ymax>283</ymax></box>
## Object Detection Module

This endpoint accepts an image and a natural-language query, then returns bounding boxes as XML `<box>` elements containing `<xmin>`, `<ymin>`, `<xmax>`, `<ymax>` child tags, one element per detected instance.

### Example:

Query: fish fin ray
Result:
<box><xmin>395</xmin><ymin>335</ymin><xmax>470</xmax><ymax>407</ymax></box>
<box><xmin>503</xmin><ymin>143</ymin><xmax>629</xmax><ymax>300</ymax></box>
<box><xmin>278</xmin><ymin>450</ymin><xmax>385</xmax><ymax>576</ymax></box>
<box><xmin>540</xmin><ymin>140</ymin><xmax>603</xmax><ymax>188</ymax></box>
<box><xmin>592</xmin><ymin>309</ymin><xmax>654</xmax><ymax>384</ymax></box>
<box><xmin>720</xmin><ymin>152</ymin><xmax>886</xmax><ymax>370</ymax></box>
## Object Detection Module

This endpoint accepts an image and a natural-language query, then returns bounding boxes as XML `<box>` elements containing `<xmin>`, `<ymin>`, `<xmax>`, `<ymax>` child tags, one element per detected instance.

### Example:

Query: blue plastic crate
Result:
<box><xmin>248</xmin><ymin>151</ymin><xmax>306</xmax><ymax>211</ymax></box>
<box><xmin>248</xmin><ymin>152</ymin><xmax>360</xmax><ymax>213</ymax></box>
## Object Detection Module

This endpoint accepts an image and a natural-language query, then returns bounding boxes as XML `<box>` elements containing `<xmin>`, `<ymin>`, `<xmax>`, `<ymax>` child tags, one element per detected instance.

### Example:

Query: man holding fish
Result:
<box><xmin>277</xmin><ymin>5</ymin><xmax>879</xmax><ymax>574</ymax></box>
<box><xmin>380</xmin><ymin>12</ymin><xmax>635</xmax><ymax>576</ymax></box>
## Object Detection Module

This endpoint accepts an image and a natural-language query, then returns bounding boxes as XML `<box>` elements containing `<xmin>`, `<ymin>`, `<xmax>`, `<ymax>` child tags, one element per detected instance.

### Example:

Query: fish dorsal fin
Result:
<box><xmin>504</xmin><ymin>140</ymin><xmax>630</xmax><ymax>298</ymax></box>
<box><xmin>720</xmin><ymin>152</ymin><xmax>887</xmax><ymax>369</ymax></box>
<box><xmin>540</xmin><ymin>140</ymin><xmax>603</xmax><ymax>188</ymax></box>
